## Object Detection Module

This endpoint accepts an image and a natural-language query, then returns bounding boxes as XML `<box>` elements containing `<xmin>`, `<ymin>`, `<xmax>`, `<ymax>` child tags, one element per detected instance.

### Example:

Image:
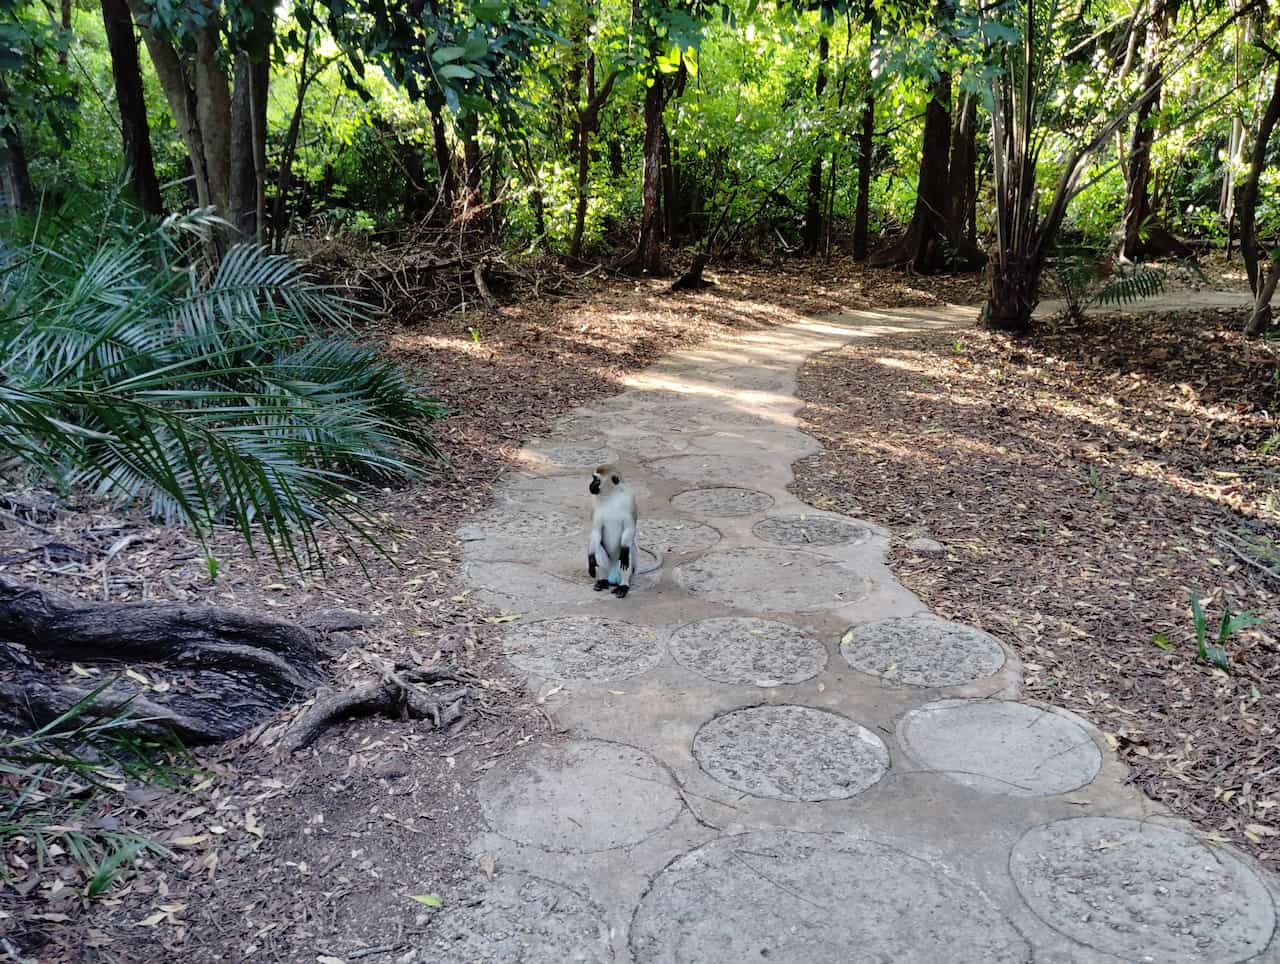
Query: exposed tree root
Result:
<box><xmin>281</xmin><ymin>660</ymin><xmax>477</xmax><ymax>751</ymax></box>
<box><xmin>0</xmin><ymin>575</ymin><xmax>335</xmax><ymax>742</ymax></box>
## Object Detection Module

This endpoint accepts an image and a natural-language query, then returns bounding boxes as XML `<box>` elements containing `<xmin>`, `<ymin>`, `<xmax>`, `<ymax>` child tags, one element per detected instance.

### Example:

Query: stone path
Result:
<box><xmin>443</xmin><ymin>301</ymin><xmax>1279</xmax><ymax>963</ymax></box>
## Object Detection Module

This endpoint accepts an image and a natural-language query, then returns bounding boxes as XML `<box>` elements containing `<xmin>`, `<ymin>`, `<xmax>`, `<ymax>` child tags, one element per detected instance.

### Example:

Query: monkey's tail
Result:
<box><xmin>635</xmin><ymin>548</ymin><xmax>662</xmax><ymax>576</ymax></box>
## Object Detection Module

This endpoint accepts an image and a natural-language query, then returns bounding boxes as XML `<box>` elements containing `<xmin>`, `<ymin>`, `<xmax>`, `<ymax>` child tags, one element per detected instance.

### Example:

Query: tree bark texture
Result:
<box><xmin>0</xmin><ymin>575</ymin><xmax>332</xmax><ymax>743</ymax></box>
<box><xmin>946</xmin><ymin>90</ymin><xmax>978</xmax><ymax>248</ymax></box>
<box><xmin>229</xmin><ymin>54</ymin><xmax>269</xmax><ymax>239</ymax></box>
<box><xmin>0</xmin><ymin>83</ymin><xmax>34</xmax><ymax>210</ymax></box>
<box><xmin>1242</xmin><ymin>60</ymin><xmax>1280</xmax><ymax>336</ymax></box>
<box><xmin>429</xmin><ymin>107</ymin><xmax>456</xmax><ymax>218</ymax></box>
<box><xmin>571</xmin><ymin>63</ymin><xmax>618</xmax><ymax>258</ymax></box>
<box><xmin>1120</xmin><ymin>63</ymin><xmax>1160</xmax><ymax>259</ymax></box>
<box><xmin>629</xmin><ymin>66</ymin><xmax>667</xmax><ymax>275</ymax></box>
<box><xmin>871</xmin><ymin>70</ymin><xmax>983</xmax><ymax>271</ymax></box>
<box><xmin>101</xmin><ymin>0</ymin><xmax>163</xmax><ymax>215</ymax></box>
<box><xmin>803</xmin><ymin>25</ymin><xmax>831</xmax><ymax>256</ymax></box>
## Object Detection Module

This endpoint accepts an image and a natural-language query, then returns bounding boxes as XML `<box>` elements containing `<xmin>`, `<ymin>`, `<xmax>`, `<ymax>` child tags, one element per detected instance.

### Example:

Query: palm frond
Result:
<box><xmin>1091</xmin><ymin>266</ymin><xmax>1166</xmax><ymax>306</ymax></box>
<box><xmin>0</xmin><ymin>196</ymin><xmax>445</xmax><ymax>566</ymax></box>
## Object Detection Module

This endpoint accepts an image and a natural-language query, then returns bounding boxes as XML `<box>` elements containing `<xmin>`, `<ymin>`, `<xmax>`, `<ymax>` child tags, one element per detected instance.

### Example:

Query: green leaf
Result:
<box><xmin>1202</xmin><ymin>644</ymin><xmax>1231</xmax><ymax>671</ymax></box>
<box><xmin>437</xmin><ymin>64</ymin><xmax>476</xmax><ymax>81</ymax></box>
<box><xmin>411</xmin><ymin>894</ymin><xmax>443</xmax><ymax>907</ymax></box>
<box><xmin>432</xmin><ymin>45</ymin><xmax>466</xmax><ymax>64</ymax></box>
<box><xmin>1151</xmin><ymin>633</ymin><xmax>1174</xmax><ymax>652</ymax></box>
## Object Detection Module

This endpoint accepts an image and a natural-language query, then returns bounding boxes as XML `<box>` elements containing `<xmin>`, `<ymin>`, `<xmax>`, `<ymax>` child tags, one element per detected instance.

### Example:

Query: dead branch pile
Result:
<box><xmin>288</xmin><ymin>222</ymin><xmax>597</xmax><ymax>323</ymax></box>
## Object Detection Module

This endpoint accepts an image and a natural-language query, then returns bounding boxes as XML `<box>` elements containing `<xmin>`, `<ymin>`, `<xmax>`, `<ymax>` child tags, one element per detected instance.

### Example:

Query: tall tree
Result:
<box><xmin>1240</xmin><ymin>55</ymin><xmax>1280</xmax><ymax>336</ymax></box>
<box><xmin>101</xmin><ymin>0</ymin><xmax>163</xmax><ymax>214</ymax></box>
<box><xmin>978</xmin><ymin>0</ymin><xmax>1243</xmax><ymax>331</ymax></box>
<box><xmin>802</xmin><ymin>2</ymin><xmax>833</xmax><ymax>254</ymax></box>
<box><xmin>1118</xmin><ymin>0</ymin><xmax>1188</xmax><ymax>259</ymax></box>
<box><xmin>871</xmin><ymin>0</ymin><xmax>984</xmax><ymax>271</ymax></box>
<box><xmin>852</xmin><ymin>9</ymin><xmax>878</xmax><ymax>260</ymax></box>
<box><xmin>128</xmin><ymin>1</ymin><xmax>232</xmax><ymax>215</ymax></box>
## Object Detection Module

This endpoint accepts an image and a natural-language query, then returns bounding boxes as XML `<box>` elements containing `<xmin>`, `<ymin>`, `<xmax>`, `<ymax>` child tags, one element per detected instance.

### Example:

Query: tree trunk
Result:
<box><xmin>1120</xmin><ymin>66</ymin><xmax>1159</xmax><ymax>259</ymax></box>
<box><xmin>628</xmin><ymin>66</ymin><xmax>667</xmax><ymax>275</ymax></box>
<box><xmin>871</xmin><ymin>69</ymin><xmax>983</xmax><ymax>271</ymax></box>
<box><xmin>402</xmin><ymin>140</ymin><xmax>430</xmax><ymax>222</ymax></box>
<box><xmin>803</xmin><ymin>23</ymin><xmax>831</xmax><ymax>256</ymax></box>
<box><xmin>946</xmin><ymin>90</ymin><xmax>978</xmax><ymax>247</ymax></box>
<box><xmin>0</xmin><ymin>83</ymin><xmax>35</xmax><ymax>210</ymax></box>
<box><xmin>0</xmin><ymin>576</ymin><xmax>334</xmax><ymax>743</ymax></box>
<box><xmin>428</xmin><ymin>107</ymin><xmax>455</xmax><ymax>218</ymax></box>
<box><xmin>853</xmin><ymin>92</ymin><xmax>874</xmax><ymax>258</ymax></box>
<box><xmin>101</xmin><ymin>0</ymin><xmax>163</xmax><ymax>215</ymax></box>
<box><xmin>570</xmin><ymin>61</ymin><xmax>619</xmax><ymax>258</ymax></box>
<box><xmin>271</xmin><ymin>13</ymin><xmax>315</xmax><ymax>247</ymax></box>
<box><xmin>853</xmin><ymin>15</ymin><xmax>878</xmax><ymax>261</ymax></box>
<box><xmin>1242</xmin><ymin>60</ymin><xmax>1280</xmax><ymax>337</ymax></box>
<box><xmin>661</xmin><ymin>124</ymin><xmax>680</xmax><ymax>239</ymax></box>
<box><xmin>571</xmin><ymin>115</ymin><xmax>592</xmax><ymax>256</ymax></box>
<box><xmin>230</xmin><ymin>57</ymin><xmax>257</xmax><ymax>237</ymax></box>
<box><xmin>130</xmin><ymin>4</ymin><xmax>212</xmax><ymax>211</ymax></box>
<box><xmin>193</xmin><ymin>23</ymin><xmax>232</xmax><ymax>215</ymax></box>
<box><xmin>461</xmin><ymin>114</ymin><xmax>482</xmax><ymax>210</ymax></box>
<box><xmin>984</xmin><ymin>255</ymin><xmax>1041</xmax><ymax>334</ymax></box>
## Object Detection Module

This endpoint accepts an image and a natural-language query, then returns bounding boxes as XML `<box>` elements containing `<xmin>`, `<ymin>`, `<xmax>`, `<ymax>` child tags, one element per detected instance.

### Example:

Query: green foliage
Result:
<box><xmin>0</xmin><ymin>0</ymin><xmax>78</xmax><ymax>148</ymax></box>
<box><xmin>1053</xmin><ymin>252</ymin><xmax>1165</xmax><ymax>321</ymax></box>
<box><xmin>1190</xmin><ymin>592</ymin><xmax>1261</xmax><ymax>672</ymax></box>
<box><xmin>0</xmin><ymin>194</ymin><xmax>447</xmax><ymax>563</ymax></box>
<box><xmin>0</xmin><ymin>682</ymin><xmax>183</xmax><ymax>896</ymax></box>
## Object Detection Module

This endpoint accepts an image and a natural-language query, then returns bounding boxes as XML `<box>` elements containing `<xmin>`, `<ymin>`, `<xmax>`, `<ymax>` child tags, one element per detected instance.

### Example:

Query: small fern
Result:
<box><xmin>1092</xmin><ymin>266</ymin><xmax>1165</xmax><ymax>307</ymax></box>
<box><xmin>1051</xmin><ymin>250</ymin><xmax>1166</xmax><ymax>321</ymax></box>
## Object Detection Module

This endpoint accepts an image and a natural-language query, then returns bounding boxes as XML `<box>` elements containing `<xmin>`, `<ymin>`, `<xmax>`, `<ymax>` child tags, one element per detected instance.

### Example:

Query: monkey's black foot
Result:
<box><xmin>594</xmin><ymin>579</ymin><xmax>611</xmax><ymax>592</ymax></box>
<box><xmin>612</xmin><ymin>585</ymin><xmax>629</xmax><ymax>598</ymax></box>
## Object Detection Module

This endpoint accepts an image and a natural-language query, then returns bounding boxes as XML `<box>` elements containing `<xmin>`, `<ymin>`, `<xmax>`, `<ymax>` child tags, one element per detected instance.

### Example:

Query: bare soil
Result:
<box><xmin>792</xmin><ymin>302</ymin><xmax>1280</xmax><ymax>870</ymax></box>
<box><xmin>0</xmin><ymin>256</ymin><xmax>984</xmax><ymax>962</ymax></box>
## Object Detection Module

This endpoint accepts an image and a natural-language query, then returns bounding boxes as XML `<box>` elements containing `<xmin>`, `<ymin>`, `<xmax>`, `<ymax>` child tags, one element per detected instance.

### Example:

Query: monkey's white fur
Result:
<box><xmin>589</xmin><ymin>466</ymin><xmax>637</xmax><ymax>596</ymax></box>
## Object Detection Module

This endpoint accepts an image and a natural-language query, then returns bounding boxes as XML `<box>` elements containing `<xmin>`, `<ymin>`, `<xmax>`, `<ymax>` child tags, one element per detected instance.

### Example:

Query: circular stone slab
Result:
<box><xmin>675</xmin><ymin>548</ymin><xmax>869</xmax><ymax>612</ymax></box>
<box><xmin>626</xmin><ymin>435</ymin><xmax>697</xmax><ymax>460</ymax></box>
<box><xmin>841</xmin><ymin>616</ymin><xmax>1006</xmax><ymax>686</ymax></box>
<box><xmin>480</xmin><ymin>740</ymin><xmax>682</xmax><ymax>853</ymax></box>
<box><xmin>642</xmin><ymin>518</ymin><xmax>722</xmax><ymax>556</ymax></box>
<box><xmin>525</xmin><ymin>445</ymin><xmax>615</xmax><ymax>469</ymax></box>
<box><xmin>752</xmin><ymin>514</ymin><xmax>872</xmax><ymax>547</ymax></box>
<box><xmin>425</xmin><ymin>872</ymin><xmax>611</xmax><ymax>963</ymax></box>
<box><xmin>1010</xmin><ymin>817</ymin><xmax>1276</xmax><ymax>962</ymax></box>
<box><xmin>640</xmin><ymin>404</ymin><xmax>780</xmax><ymax>431</ymax></box>
<box><xmin>668</xmin><ymin>617</ymin><xmax>826</xmax><ymax>686</ymax></box>
<box><xmin>460</xmin><ymin>505</ymin><xmax>581</xmax><ymax>549</ymax></box>
<box><xmin>650</xmin><ymin>453</ymin><xmax>776</xmax><ymax>486</ymax></box>
<box><xmin>631</xmin><ymin>830</ymin><xmax>1030</xmax><ymax>963</ymax></box>
<box><xmin>693</xmin><ymin>705</ymin><xmax>888</xmax><ymax>801</ymax></box>
<box><xmin>897</xmin><ymin>700</ymin><xmax>1101</xmax><ymax>796</ymax></box>
<box><xmin>502</xmin><ymin>616</ymin><xmax>665</xmax><ymax>681</ymax></box>
<box><xmin>670</xmin><ymin>486</ymin><xmax>774</xmax><ymax>517</ymax></box>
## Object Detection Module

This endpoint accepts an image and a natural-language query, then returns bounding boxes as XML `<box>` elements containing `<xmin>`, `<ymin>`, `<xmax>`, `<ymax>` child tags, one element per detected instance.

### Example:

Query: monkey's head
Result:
<box><xmin>589</xmin><ymin>464</ymin><xmax>621</xmax><ymax>496</ymax></box>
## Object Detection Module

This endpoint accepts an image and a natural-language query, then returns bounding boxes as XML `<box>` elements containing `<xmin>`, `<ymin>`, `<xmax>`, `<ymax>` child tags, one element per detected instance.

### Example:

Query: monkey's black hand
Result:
<box><xmin>612</xmin><ymin>585</ymin><xmax>629</xmax><ymax>598</ymax></box>
<box><xmin>619</xmin><ymin>546</ymin><xmax>630</xmax><ymax>569</ymax></box>
<box><xmin>588</xmin><ymin>553</ymin><xmax>597</xmax><ymax>578</ymax></box>
<box><xmin>594</xmin><ymin>579</ymin><xmax>611</xmax><ymax>592</ymax></box>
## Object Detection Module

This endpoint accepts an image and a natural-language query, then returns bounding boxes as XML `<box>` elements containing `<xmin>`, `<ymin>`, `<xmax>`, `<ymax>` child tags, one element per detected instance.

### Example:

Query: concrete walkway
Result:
<box><xmin>440</xmin><ymin>300</ymin><xmax>1278</xmax><ymax>963</ymax></box>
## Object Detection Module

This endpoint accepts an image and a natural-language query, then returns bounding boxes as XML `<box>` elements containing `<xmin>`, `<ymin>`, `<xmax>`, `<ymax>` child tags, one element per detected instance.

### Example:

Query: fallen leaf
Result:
<box><xmin>411</xmin><ymin>894</ymin><xmax>443</xmax><ymax>908</ymax></box>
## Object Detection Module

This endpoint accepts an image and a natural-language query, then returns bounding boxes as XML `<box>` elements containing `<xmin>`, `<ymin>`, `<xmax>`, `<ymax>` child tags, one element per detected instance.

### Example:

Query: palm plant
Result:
<box><xmin>975</xmin><ymin>0</ymin><xmax>1245</xmax><ymax>333</ymax></box>
<box><xmin>0</xmin><ymin>195</ymin><xmax>446</xmax><ymax>564</ymax></box>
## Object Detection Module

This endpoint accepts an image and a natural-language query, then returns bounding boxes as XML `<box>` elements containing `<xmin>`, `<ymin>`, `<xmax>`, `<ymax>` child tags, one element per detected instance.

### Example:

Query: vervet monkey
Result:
<box><xmin>588</xmin><ymin>464</ymin><xmax>637</xmax><ymax>598</ymax></box>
